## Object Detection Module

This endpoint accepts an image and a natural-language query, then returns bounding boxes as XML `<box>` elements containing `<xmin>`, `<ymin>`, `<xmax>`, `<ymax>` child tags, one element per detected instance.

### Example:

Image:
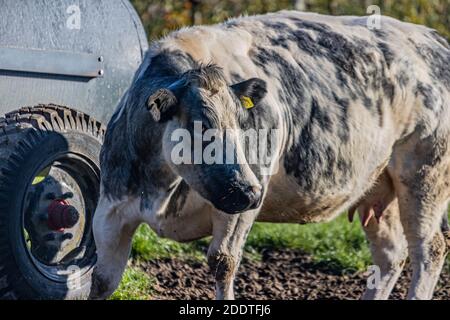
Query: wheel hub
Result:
<box><xmin>24</xmin><ymin>164</ymin><xmax>87</xmax><ymax>265</ymax></box>
<box><xmin>47</xmin><ymin>199</ymin><xmax>80</xmax><ymax>232</ymax></box>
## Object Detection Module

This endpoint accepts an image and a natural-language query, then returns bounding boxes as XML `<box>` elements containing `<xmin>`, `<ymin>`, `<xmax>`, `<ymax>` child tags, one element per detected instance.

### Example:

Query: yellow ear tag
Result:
<box><xmin>240</xmin><ymin>96</ymin><xmax>254</xmax><ymax>109</ymax></box>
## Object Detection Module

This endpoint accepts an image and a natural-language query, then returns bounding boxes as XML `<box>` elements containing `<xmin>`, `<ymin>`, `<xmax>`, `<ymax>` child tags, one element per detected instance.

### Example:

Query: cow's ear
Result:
<box><xmin>147</xmin><ymin>89</ymin><xmax>178</xmax><ymax>122</ymax></box>
<box><xmin>231</xmin><ymin>78</ymin><xmax>267</xmax><ymax>109</ymax></box>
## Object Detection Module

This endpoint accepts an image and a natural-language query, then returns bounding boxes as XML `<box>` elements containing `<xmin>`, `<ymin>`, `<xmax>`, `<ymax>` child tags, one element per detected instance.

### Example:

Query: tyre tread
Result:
<box><xmin>0</xmin><ymin>104</ymin><xmax>104</xmax><ymax>299</ymax></box>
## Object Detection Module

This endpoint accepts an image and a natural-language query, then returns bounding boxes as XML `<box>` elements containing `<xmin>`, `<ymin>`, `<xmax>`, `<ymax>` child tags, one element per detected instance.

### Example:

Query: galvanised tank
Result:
<box><xmin>0</xmin><ymin>0</ymin><xmax>148</xmax><ymax>124</ymax></box>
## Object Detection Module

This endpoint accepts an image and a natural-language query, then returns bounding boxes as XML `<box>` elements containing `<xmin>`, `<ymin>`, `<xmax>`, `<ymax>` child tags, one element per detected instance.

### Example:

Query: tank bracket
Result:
<box><xmin>0</xmin><ymin>47</ymin><xmax>104</xmax><ymax>78</ymax></box>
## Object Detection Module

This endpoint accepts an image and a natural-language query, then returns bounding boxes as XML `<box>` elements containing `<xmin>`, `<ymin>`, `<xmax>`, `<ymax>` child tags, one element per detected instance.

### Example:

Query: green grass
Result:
<box><xmin>131</xmin><ymin>224</ymin><xmax>208</xmax><ymax>261</ymax></box>
<box><xmin>245</xmin><ymin>215</ymin><xmax>371</xmax><ymax>271</ymax></box>
<box><xmin>110</xmin><ymin>266</ymin><xmax>154</xmax><ymax>300</ymax></box>
<box><xmin>130</xmin><ymin>214</ymin><xmax>370</xmax><ymax>271</ymax></box>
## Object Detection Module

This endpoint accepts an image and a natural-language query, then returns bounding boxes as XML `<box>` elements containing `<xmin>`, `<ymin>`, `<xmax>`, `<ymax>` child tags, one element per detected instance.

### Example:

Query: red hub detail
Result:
<box><xmin>47</xmin><ymin>199</ymin><xmax>79</xmax><ymax>231</ymax></box>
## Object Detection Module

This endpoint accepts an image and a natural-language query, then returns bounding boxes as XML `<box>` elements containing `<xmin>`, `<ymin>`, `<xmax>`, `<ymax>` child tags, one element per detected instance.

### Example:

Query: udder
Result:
<box><xmin>348</xmin><ymin>170</ymin><xmax>395</xmax><ymax>227</ymax></box>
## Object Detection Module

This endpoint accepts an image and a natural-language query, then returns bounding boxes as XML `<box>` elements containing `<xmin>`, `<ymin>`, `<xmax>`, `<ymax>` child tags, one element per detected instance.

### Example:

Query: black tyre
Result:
<box><xmin>0</xmin><ymin>104</ymin><xmax>104</xmax><ymax>299</ymax></box>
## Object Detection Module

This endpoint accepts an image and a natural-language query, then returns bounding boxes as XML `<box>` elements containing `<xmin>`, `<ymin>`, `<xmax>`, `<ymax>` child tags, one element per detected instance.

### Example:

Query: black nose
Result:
<box><xmin>214</xmin><ymin>184</ymin><xmax>263</xmax><ymax>214</ymax></box>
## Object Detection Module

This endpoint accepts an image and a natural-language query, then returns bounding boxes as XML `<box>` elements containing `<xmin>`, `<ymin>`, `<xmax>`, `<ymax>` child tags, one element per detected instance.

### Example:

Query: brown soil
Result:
<box><xmin>139</xmin><ymin>249</ymin><xmax>450</xmax><ymax>300</ymax></box>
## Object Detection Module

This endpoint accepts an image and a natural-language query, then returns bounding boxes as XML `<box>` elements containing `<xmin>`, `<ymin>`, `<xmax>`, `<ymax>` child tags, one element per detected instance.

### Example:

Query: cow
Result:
<box><xmin>89</xmin><ymin>11</ymin><xmax>450</xmax><ymax>300</ymax></box>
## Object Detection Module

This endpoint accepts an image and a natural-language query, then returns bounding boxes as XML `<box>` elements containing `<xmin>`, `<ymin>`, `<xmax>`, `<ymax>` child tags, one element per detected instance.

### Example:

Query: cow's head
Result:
<box><xmin>146</xmin><ymin>64</ymin><xmax>267</xmax><ymax>214</ymax></box>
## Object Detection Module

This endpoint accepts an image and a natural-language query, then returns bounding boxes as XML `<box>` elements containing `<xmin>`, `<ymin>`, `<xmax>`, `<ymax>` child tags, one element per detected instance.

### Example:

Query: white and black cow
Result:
<box><xmin>90</xmin><ymin>11</ymin><xmax>450</xmax><ymax>300</ymax></box>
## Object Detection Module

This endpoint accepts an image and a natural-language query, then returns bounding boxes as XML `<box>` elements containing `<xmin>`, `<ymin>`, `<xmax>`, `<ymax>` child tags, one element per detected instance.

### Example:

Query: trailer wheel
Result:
<box><xmin>0</xmin><ymin>104</ymin><xmax>104</xmax><ymax>299</ymax></box>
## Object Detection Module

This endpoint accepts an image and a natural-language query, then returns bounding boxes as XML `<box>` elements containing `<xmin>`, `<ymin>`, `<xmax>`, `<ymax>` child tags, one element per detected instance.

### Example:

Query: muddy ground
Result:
<box><xmin>140</xmin><ymin>248</ymin><xmax>450</xmax><ymax>300</ymax></box>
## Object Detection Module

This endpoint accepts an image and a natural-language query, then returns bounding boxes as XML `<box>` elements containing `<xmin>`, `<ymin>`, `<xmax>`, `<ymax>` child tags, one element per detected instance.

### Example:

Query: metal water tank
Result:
<box><xmin>0</xmin><ymin>0</ymin><xmax>148</xmax><ymax>123</ymax></box>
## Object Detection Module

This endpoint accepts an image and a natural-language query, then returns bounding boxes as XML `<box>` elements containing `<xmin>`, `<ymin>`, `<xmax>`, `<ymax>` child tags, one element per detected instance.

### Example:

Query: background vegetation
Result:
<box><xmin>112</xmin><ymin>1</ymin><xmax>450</xmax><ymax>299</ymax></box>
<box><xmin>131</xmin><ymin>0</ymin><xmax>450</xmax><ymax>41</ymax></box>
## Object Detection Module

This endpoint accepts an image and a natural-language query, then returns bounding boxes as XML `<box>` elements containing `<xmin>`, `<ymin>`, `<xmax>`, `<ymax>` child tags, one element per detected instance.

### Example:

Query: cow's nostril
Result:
<box><xmin>246</xmin><ymin>185</ymin><xmax>262</xmax><ymax>198</ymax></box>
<box><xmin>250</xmin><ymin>184</ymin><xmax>262</xmax><ymax>195</ymax></box>
<box><xmin>247</xmin><ymin>185</ymin><xmax>262</xmax><ymax>209</ymax></box>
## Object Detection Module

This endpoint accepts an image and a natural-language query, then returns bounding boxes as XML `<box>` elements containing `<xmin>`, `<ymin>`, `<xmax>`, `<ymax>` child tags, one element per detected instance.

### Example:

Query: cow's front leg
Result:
<box><xmin>207</xmin><ymin>210</ymin><xmax>258</xmax><ymax>300</ymax></box>
<box><xmin>89</xmin><ymin>195</ymin><xmax>141</xmax><ymax>300</ymax></box>
<box><xmin>360</xmin><ymin>199</ymin><xmax>408</xmax><ymax>300</ymax></box>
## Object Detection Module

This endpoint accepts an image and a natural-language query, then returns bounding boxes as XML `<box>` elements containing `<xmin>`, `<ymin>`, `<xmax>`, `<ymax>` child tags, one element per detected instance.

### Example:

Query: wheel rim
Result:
<box><xmin>21</xmin><ymin>151</ymin><xmax>99</xmax><ymax>283</ymax></box>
